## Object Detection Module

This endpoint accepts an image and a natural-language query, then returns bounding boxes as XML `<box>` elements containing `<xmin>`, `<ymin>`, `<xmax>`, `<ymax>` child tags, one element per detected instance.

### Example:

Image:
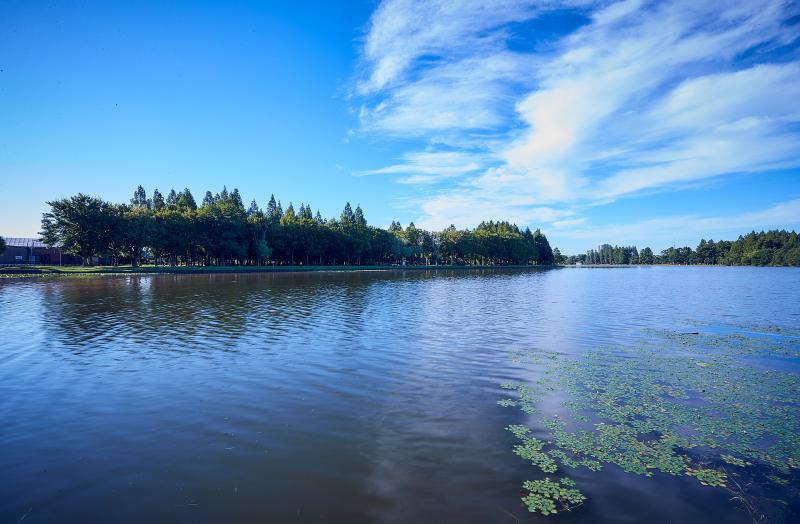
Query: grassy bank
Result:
<box><xmin>0</xmin><ymin>263</ymin><xmax>554</xmax><ymax>277</ymax></box>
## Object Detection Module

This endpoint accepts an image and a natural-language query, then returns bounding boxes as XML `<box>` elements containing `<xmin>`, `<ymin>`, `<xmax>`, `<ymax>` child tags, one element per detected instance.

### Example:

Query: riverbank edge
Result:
<box><xmin>0</xmin><ymin>264</ymin><xmax>559</xmax><ymax>278</ymax></box>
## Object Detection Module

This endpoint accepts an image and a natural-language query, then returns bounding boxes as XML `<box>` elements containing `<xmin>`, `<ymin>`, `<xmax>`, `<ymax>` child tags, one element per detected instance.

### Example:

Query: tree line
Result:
<box><xmin>564</xmin><ymin>230</ymin><xmax>800</xmax><ymax>266</ymax></box>
<box><xmin>39</xmin><ymin>186</ymin><xmax>555</xmax><ymax>267</ymax></box>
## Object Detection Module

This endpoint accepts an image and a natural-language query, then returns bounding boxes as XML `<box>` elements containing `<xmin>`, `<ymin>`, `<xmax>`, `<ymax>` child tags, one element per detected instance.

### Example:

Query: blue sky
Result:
<box><xmin>1</xmin><ymin>0</ymin><xmax>799</xmax><ymax>253</ymax></box>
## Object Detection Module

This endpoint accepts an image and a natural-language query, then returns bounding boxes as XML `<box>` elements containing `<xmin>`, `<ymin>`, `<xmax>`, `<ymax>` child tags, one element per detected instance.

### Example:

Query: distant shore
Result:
<box><xmin>0</xmin><ymin>264</ymin><xmax>558</xmax><ymax>278</ymax></box>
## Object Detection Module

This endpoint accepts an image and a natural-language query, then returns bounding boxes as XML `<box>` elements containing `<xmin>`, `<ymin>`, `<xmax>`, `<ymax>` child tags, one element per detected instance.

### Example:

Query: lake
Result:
<box><xmin>1</xmin><ymin>267</ymin><xmax>798</xmax><ymax>523</ymax></box>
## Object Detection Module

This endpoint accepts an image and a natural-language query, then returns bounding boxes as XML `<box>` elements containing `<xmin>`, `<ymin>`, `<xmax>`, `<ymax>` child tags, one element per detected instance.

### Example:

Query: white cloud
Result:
<box><xmin>418</xmin><ymin>200</ymin><xmax>574</xmax><ymax>231</ymax></box>
<box><xmin>359</xmin><ymin>52</ymin><xmax>538</xmax><ymax>136</ymax></box>
<box><xmin>357</xmin><ymin>0</ymin><xmax>551</xmax><ymax>95</ymax></box>
<box><xmin>553</xmin><ymin>198</ymin><xmax>800</xmax><ymax>252</ymax></box>
<box><xmin>552</xmin><ymin>217</ymin><xmax>587</xmax><ymax>229</ymax></box>
<box><xmin>355</xmin><ymin>0</ymin><xmax>800</xmax><ymax>238</ymax></box>
<box><xmin>357</xmin><ymin>150</ymin><xmax>487</xmax><ymax>184</ymax></box>
<box><xmin>503</xmin><ymin>0</ymin><xmax>800</xmax><ymax>202</ymax></box>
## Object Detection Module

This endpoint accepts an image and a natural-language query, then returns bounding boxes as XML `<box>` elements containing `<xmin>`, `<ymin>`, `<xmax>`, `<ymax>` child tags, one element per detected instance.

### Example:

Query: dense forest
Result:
<box><xmin>38</xmin><ymin>186</ymin><xmax>555</xmax><ymax>267</ymax></box>
<box><xmin>567</xmin><ymin>230</ymin><xmax>800</xmax><ymax>266</ymax></box>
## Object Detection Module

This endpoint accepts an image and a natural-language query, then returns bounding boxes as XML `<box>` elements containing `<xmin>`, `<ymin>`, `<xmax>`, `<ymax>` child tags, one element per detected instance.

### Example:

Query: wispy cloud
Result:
<box><xmin>354</xmin><ymin>0</ymin><xmax>800</xmax><ymax>243</ymax></box>
<box><xmin>557</xmin><ymin>198</ymin><xmax>800</xmax><ymax>250</ymax></box>
<box><xmin>357</xmin><ymin>0</ymin><xmax>551</xmax><ymax>96</ymax></box>
<box><xmin>354</xmin><ymin>0</ymin><xmax>568</xmax><ymax>140</ymax></box>
<box><xmin>357</xmin><ymin>150</ymin><xmax>487</xmax><ymax>184</ymax></box>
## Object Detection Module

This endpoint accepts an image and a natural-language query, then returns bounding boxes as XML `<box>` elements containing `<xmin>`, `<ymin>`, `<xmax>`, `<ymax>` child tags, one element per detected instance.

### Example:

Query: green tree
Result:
<box><xmin>166</xmin><ymin>189</ymin><xmax>178</xmax><ymax>209</ymax></box>
<box><xmin>405</xmin><ymin>222</ymin><xmax>421</xmax><ymax>264</ymax></box>
<box><xmin>37</xmin><ymin>186</ymin><xmax>567</xmax><ymax>268</ymax></box>
<box><xmin>112</xmin><ymin>204</ymin><xmax>152</xmax><ymax>267</ymax></box>
<box><xmin>230</xmin><ymin>188</ymin><xmax>244</xmax><ymax>210</ymax></box>
<box><xmin>281</xmin><ymin>203</ymin><xmax>297</xmax><ymax>224</ymax></box>
<box><xmin>532</xmin><ymin>229</ymin><xmax>553</xmax><ymax>264</ymax></box>
<box><xmin>41</xmin><ymin>194</ymin><xmax>111</xmax><ymax>266</ymax></box>
<box><xmin>257</xmin><ymin>240</ymin><xmax>272</xmax><ymax>263</ymax></box>
<box><xmin>176</xmin><ymin>188</ymin><xmax>197</xmax><ymax>210</ymax></box>
<box><xmin>354</xmin><ymin>205</ymin><xmax>367</xmax><ymax>229</ymax></box>
<box><xmin>131</xmin><ymin>185</ymin><xmax>149</xmax><ymax>209</ymax></box>
<box><xmin>266</xmin><ymin>194</ymin><xmax>280</xmax><ymax>222</ymax></box>
<box><xmin>340</xmin><ymin>202</ymin><xmax>355</xmax><ymax>229</ymax></box>
<box><xmin>152</xmin><ymin>189</ymin><xmax>165</xmax><ymax>211</ymax></box>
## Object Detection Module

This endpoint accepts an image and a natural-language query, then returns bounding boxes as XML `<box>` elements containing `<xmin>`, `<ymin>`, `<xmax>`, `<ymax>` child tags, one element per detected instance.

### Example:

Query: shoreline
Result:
<box><xmin>0</xmin><ymin>264</ymin><xmax>558</xmax><ymax>278</ymax></box>
<box><xmin>2</xmin><ymin>264</ymin><xmax>794</xmax><ymax>278</ymax></box>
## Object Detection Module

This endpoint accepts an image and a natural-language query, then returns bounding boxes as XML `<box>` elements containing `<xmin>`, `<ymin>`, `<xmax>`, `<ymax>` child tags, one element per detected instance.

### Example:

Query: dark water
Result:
<box><xmin>1</xmin><ymin>267</ymin><xmax>798</xmax><ymax>523</ymax></box>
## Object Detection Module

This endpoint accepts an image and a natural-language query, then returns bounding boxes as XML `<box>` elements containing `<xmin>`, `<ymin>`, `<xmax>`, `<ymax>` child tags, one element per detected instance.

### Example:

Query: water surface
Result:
<box><xmin>1</xmin><ymin>267</ymin><xmax>798</xmax><ymax>522</ymax></box>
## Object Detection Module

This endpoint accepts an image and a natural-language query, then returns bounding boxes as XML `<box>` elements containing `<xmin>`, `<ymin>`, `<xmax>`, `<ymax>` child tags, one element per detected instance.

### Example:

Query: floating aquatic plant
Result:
<box><xmin>500</xmin><ymin>328</ymin><xmax>800</xmax><ymax>518</ymax></box>
<box><xmin>685</xmin><ymin>467</ymin><xmax>728</xmax><ymax>487</ymax></box>
<box><xmin>521</xmin><ymin>477</ymin><xmax>585</xmax><ymax>516</ymax></box>
<box><xmin>506</xmin><ymin>425</ymin><xmax>558</xmax><ymax>473</ymax></box>
<box><xmin>767</xmin><ymin>474</ymin><xmax>789</xmax><ymax>486</ymax></box>
<box><xmin>721</xmin><ymin>454</ymin><xmax>751</xmax><ymax>468</ymax></box>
